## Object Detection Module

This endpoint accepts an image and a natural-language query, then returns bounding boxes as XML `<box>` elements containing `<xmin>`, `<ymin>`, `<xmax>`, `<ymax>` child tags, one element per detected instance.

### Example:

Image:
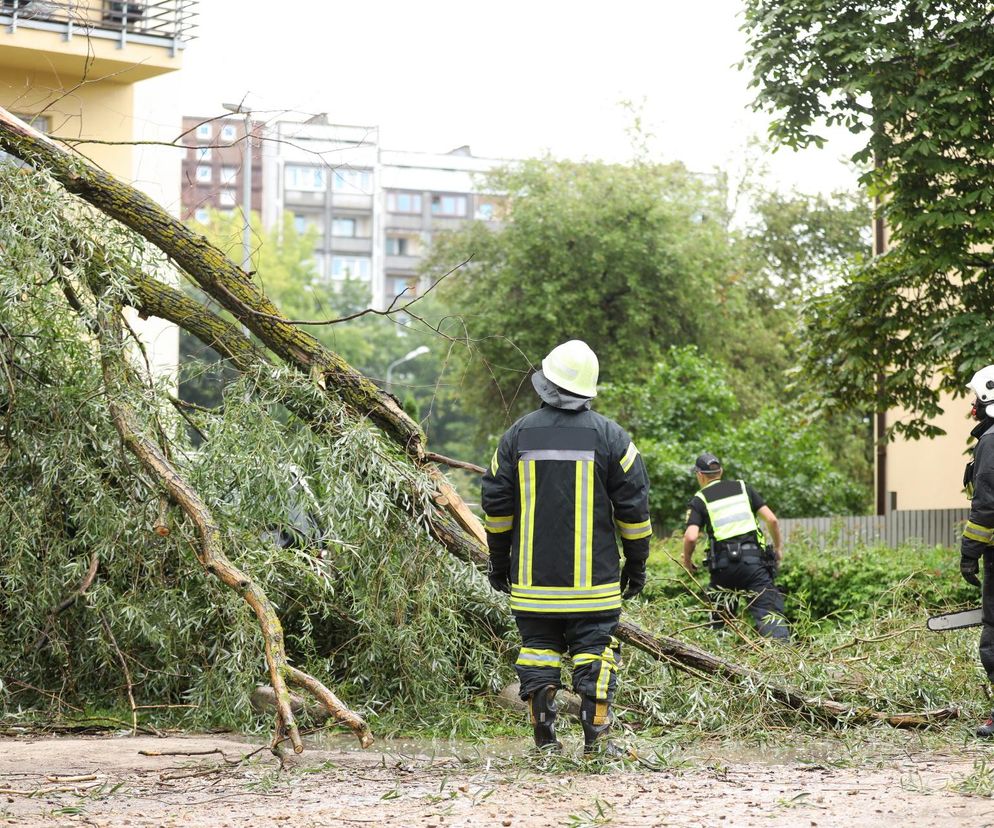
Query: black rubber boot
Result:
<box><xmin>529</xmin><ymin>685</ymin><xmax>562</xmax><ymax>752</ymax></box>
<box><xmin>580</xmin><ymin>694</ymin><xmax>626</xmax><ymax>757</ymax></box>
<box><xmin>977</xmin><ymin>712</ymin><xmax>994</xmax><ymax>739</ymax></box>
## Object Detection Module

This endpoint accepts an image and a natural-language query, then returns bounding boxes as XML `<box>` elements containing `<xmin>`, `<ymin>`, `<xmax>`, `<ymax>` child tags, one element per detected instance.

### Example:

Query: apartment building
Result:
<box><xmin>180</xmin><ymin>115</ymin><xmax>262</xmax><ymax>223</ymax></box>
<box><xmin>0</xmin><ymin>0</ymin><xmax>196</xmax><ymax>377</ymax></box>
<box><xmin>380</xmin><ymin>146</ymin><xmax>505</xmax><ymax>306</ymax></box>
<box><xmin>251</xmin><ymin>116</ymin><xmax>505</xmax><ymax>310</ymax></box>
<box><xmin>259</xmin><ymin>117</ymin><xmax>379</xmax><ymax>295</ymax></box>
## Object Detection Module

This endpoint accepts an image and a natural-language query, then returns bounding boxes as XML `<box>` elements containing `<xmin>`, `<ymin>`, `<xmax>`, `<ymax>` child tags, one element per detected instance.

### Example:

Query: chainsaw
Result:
<box><xmin>927</xmin><ymin>608</ymin><xmax>983</xmax><ymax>631</ymax></box>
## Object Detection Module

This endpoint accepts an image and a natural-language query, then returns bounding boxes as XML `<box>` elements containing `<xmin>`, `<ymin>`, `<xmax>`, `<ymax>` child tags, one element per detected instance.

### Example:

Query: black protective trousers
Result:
<box><xmin>708</xmin><ymin>559</ymin><xmax>790</xmax><ymax>640</ymax></box>
<box><xmin>981</xmin><ymin>553</ymin><xmax>994</xmax><ymax>681</ymax></box>
<box><xmin>513</xmin><ymin>614</ymin><xmax>620</xmax><ymax>702</ymax></box>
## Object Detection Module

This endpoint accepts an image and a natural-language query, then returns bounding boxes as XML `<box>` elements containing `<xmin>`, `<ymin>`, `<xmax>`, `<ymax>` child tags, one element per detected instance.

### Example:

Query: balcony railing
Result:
<box><xmin>2</xmin><ymin>0</ymin><xmax>198</xmax><ymax>54</ymax></box>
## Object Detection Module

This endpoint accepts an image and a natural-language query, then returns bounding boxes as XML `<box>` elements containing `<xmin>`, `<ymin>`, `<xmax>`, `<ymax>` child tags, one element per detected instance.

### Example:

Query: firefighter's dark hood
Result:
<box><xmin>531</xmin><ymin>369</ymin><xmax>592</xmax><ymax>411</ymax></box>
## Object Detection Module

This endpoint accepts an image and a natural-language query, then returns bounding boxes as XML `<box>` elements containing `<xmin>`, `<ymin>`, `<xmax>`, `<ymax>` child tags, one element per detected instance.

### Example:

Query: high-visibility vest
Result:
<box><xmin>700</xmin><ymin>481</ymin><xmax>760</xmax><ymax>543</ymax></box>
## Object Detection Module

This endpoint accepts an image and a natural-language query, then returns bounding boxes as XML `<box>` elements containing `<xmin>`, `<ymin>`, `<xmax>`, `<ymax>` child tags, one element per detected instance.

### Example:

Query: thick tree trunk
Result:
<box><xmin>0</xmin><ymin>106</ymin><xmax>956</xmax><ymax>731</ymax></box>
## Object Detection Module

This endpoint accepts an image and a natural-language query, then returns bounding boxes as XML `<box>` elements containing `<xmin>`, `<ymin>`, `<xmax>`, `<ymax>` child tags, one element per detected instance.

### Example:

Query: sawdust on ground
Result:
<box><xmin>0</xmin><ymin>733</ymin><xmax>992</xmax><ymax>827</ymax></box>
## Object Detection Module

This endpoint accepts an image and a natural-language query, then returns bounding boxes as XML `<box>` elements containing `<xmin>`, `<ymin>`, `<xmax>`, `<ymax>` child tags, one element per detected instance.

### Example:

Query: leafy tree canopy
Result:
<box><xmin>599</xmin><ymin>346</ymin><xmax>869</xmax><ymax>529</ymax></box>
<box><xmin>429</xmin><ymin>158</ymin><xmax>745</xmax><ymax>437</ymax></box>
<box><xmin>743</xmin><ymin>0</ymin><xmax>994</xmax><ymax>437</ymax></box>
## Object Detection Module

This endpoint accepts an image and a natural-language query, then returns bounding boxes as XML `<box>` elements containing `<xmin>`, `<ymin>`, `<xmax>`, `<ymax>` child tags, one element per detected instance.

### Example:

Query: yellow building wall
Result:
<box><xmin>884</xmin><ymin>391</ymin><xmax>974</xmax><ymax>510</ymax></box>
<box><xmin>0</xmin><ymin>65</ymin><xmax>135</xmax><ymax>175</ymax></box>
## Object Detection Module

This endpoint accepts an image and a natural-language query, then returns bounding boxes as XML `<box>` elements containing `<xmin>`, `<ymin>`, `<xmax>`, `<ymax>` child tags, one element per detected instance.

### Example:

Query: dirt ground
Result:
<box><xmin>1</xmin><ymin>732</ymin><xmax>993</xmax><ymax>827</ymax></box>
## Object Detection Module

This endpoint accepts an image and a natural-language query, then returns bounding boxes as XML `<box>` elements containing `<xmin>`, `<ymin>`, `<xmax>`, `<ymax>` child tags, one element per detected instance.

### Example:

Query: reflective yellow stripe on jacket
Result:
<box><xmin>964</xmin><ymin>520</ymin><xmax>994</xmax><ymax>544</ymax></box>
<box><xmin>484</xmin><ymin>514</ymin><xmax>513</xmax><ymax>534</ymax></box>
<box><xmin>518</xmin><ymin>459</ymin><xmax>536</xmax><ymax>584</ymax></box>
<box><xmin>620</xmin><ymin>441</ymin><xmax>639</xmax><ymax>473</ymax></box>
<box><xmin>509</xmin><ymin>583</ymin><xmax>622</xmax><ymax>614</ymax></box>
<box><xmin>574</xmin><ymin>458</ymin><xmax>594</xmax><ymax>588</ymax></box>
<box><xmin>615</xmin><ymin>517</ymin><xmax>652</xmax><ymax>541</ymax></box>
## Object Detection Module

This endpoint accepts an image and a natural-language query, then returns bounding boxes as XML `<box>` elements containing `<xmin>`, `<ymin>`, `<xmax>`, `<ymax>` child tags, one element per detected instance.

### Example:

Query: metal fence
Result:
<box><xmin>779</xmin><ymin>508</ymin><xmax>969</xmax><ymax>551</ymax></box>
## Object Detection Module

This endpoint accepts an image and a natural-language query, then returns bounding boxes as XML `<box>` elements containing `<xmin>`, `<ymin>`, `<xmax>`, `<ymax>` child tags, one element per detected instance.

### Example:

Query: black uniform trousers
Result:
<box><xmin>513</xmin><ymin>614</ymin><xmax>620</xmax><ymax>702</ymax></box>
<box><xmin>981</xmin><ymin>553</ymin><xmax>994</xmax><ymax>681</ymax></box>
<box><xmin>709</xmin><ymin>558</ymin><xmax>790</xmax><ymax>640</ymax></box>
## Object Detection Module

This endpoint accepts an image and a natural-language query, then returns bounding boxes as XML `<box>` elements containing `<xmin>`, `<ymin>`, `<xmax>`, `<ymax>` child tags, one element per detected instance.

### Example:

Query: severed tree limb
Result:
<box><xmin>90</xmin><ymin>298</ymin><xmax>372</xmax><ymax>752</ymax></box>
<box><xmin>32</xmin><ymin>550</ymin><xmax>99</xmax><ymax>652</ymax></box>
<box><xmin>0</xmin><ymin>106</ymin><xmax>423</xmax><ymax>456</ymax></box>
<box><xmin>2</xmin><ymin>106</ymin><xmax>492</xmax><ymax>565</ymax></box>
<box><xmin>425</xmin><ymin>451</ymin><xmax>487</xmax><ymax>475</ymax></box>
<box><xmin>1</xmin><ymin>108</ymin><xmax>957</xmax><ymax>731</ymax></box>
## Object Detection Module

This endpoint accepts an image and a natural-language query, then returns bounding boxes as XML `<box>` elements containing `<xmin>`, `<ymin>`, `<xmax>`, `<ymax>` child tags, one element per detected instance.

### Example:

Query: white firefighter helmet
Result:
<box><xmin>968</xmin><ymin>365</ymin><xmax>994</xmax><ymax>417</ymax></box>
<box><xmin>968</xmin><ymin>365</ymin><xmax>994</xmax><ymax>402</ymax></box>
<box><xmin>541</xmin><ymin>340</ymin><xmax>599</xmax><ymax>399</ymax></box>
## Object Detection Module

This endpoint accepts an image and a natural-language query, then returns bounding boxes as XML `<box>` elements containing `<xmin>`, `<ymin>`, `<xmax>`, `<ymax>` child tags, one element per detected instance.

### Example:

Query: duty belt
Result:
<box><xmin>707</xmin><ymin>542</ymin><xmax>764</xmax><ymax>568</ymax></box>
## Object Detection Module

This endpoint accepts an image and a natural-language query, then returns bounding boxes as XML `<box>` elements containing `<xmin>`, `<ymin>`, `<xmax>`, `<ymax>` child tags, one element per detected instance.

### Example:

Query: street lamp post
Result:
<box><xmin>385</xmin><ymin>346</ymin><xmax>430</xmax><ymax>396</ymax></box>
<box><xmin>221</xmin><ymin>102</ymin><xmax>252</xmax><ymax>274</ymax></box>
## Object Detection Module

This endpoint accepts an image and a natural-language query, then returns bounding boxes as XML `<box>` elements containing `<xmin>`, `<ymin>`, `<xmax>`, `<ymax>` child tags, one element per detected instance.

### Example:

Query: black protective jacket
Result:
<box><xmin>962</xmin><ymin>419</ymin><xmax>994</xmax><ymax>559</ymax></box>
<box><xmin>481</xmin><ymin>405</ymin><xmax>651</xmax><ymax>616</ymax></box>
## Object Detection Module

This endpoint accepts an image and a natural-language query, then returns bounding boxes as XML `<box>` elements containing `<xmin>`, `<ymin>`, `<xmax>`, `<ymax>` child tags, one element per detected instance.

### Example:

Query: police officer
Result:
<box><xmin>481</xmin><ymin>340</ymin><xmax>651</xmax><ymax>754</ymax></box>
<box><xmin>681</xmin><ymin>453</ymin><xmax>789</xmax><ymax>639</ymax></box>
<box><xmin>959</xmin><ymin>366</ymin><xmax>994</xmax><ymax>738</ymax></box>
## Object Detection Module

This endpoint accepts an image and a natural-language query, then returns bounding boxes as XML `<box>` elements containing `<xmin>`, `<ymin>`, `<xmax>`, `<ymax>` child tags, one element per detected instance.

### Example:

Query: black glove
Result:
<box><xmin>620</xmin><ymin>559</ymin><xmax>647</xmax><ymax>600</ymax></box>
<box><xmin>487</xmin><ymin>553</ymin><xmax>511</xmax><ymax>594</ymax></box>
<box><xmin>961</xmin><ymin>555</ymin><xmax>982</xmax><ymax>588</ymax></box>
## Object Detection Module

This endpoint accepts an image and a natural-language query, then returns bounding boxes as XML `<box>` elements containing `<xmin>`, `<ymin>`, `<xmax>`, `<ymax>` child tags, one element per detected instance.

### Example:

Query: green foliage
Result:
<box><xmin>742</xmin><ymin>0</ymin><xmax>994</xmax><ymax>436</ymax></box>
<box><xmin>425</xmin><ymin>155</ymin><xmax>874</xmax><ymax>509</ymax></box>
<box><xmin>429</xmin><ymin>157</ymin><xmax>735</xmax><ymax>437</ymax></box>
<box><xmin>182</xmin><ymin>210</ymin><xmax>475</xmax><ymax>460</ymax></box>
<box><xmin>737</xmin><ymin>187</ymin><xmax>872</xmax><ymax>307</ymax></box>
<box><xmin>645</xmin><ymin>536</ymin><xmax>973</xmax><ymax>622</ymax></box>
<box><xmin>0</xmin><ymin>166</ymin><xmax>513</xmax><ymax>732</ymax></box>
<box><xmin>598</xmin><ymin>347</ymin><xmax>870</xmax><ymax>529</ymax></box>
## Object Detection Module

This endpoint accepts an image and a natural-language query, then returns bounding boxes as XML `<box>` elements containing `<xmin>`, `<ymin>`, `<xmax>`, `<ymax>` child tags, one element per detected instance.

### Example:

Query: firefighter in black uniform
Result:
<box><xmin>682</xmin><ymin>453</ymin><xmax>789</xmax><ymax>639</ymax></box>
<box><xmin>959</xmin><ymin>366</ymin><xmax>994</xmax><ymax>738</ymax></box>
<box><xmin>481</xmin><ymin>340</ymin><xmax>651</xmax><ymax>754</ymax></box>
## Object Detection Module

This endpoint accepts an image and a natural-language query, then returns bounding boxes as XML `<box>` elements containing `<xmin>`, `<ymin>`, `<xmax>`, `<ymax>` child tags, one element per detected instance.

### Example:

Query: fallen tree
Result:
<box><xmin>0</xmin><ymin>107</ymin><xmax>956</xmax><ymax>747</ymax></box>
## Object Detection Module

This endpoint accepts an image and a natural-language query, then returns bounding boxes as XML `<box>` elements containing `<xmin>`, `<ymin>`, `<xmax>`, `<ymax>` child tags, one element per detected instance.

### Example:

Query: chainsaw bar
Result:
<box><xmin>927</xmin><ymin>608</ymin><xmax>983</xmax><ymax>632</ymax></box>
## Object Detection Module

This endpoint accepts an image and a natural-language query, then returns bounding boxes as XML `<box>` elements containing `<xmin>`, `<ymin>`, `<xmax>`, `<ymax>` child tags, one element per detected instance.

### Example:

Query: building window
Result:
<box><xmin>194</xmin><ymin>208</ymin><xmax>210</xmax><ymax>224</ymax></box>
<box><xmin>220</xmin><ymin>166</ymin><xmax>238</xmax><ymax>186</ymax></box>
<box><xmin>431</xmin><ymin>194</ymin><xmax>467</xmax><ymax>217</ymax></box>
<box><xmin>196</xmin><ymin>147</ymin><xmax>212</xmax><ymax>163</ymax></box>
<box><xmin>220</xmin><ymin>124</ymin><xmax>238</xmax><ymax>143</ymax></box>
<box><xmin>331</xmin><ymin>256</ymin><xmax>371</xmax><ymax>281</ymax></box>
<box><xmin>387</xmin><ymin>191</ymin><xmax>422</xmax><ymax>214</ymax></box>
<box><xmin>391</xmin><ymin>277</ymin><xmax>416</xmax><ymax>298</ymax></box>
<box><xmin>331</xmin><ymin>168</ymin><xmax>372</xmax><ymax>193</ymax></box>
<box><xmin>195</xmin><ymin>165</ymin><xmax>212</xmax><ymax>183</ymax></box>
<box><xmin>219</xmin><ymin>190</ymin><xmax>237</xmax><ymax>207</ymax></box>
<box><xmin>293</xmin><ymin>213</ymin><xmax>323</xmax><ymax>235</ymax></box>
<box><xmin>196</xmin><ymin>123</ymin><xmax>212</xmax><ymax>141</ymax></box>
<box><xmin>331</xmin><ymin>218</ymin><xmax>356</xmax><ymax>237</ymax></box>
<box><xmin>285</xmin><ymin>165</ymin><xmax>325</xmax><ymax>192</ymax></box>
<box><xmin>475</xmin><ymin>202</ymin><xmax>496</xmax><ymax>221</ymax></box>
<box><xmin>385</xmin><ymin>237</ymin><xmax>411</xmax><ymax>256</ymax></box>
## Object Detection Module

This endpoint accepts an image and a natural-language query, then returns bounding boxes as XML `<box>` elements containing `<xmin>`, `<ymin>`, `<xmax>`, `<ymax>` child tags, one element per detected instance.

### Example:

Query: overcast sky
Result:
<box><xmin>141</xmin><ymin>0</ymin><xmax>863</xmax><ymax>196</ymax></box>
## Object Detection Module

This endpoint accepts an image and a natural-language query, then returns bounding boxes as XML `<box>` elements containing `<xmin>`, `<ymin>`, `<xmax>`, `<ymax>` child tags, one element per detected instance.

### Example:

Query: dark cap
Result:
<box><xmin>692</xmin><ymin>453</ymin><xmax>722</xmax><ymax>474</ymax></box>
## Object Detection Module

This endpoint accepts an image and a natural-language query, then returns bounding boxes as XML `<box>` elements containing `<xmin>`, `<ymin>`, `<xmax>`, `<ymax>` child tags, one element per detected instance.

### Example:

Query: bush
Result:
<box><xmin>644</xmin><ymin>537</ymin><xmax>974</xmax><ymax>624</ymax></box>
<box><xmin>599</xmin><ymin>346</ymin><xmax>871</xmax><ymax>531</ymax></box>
